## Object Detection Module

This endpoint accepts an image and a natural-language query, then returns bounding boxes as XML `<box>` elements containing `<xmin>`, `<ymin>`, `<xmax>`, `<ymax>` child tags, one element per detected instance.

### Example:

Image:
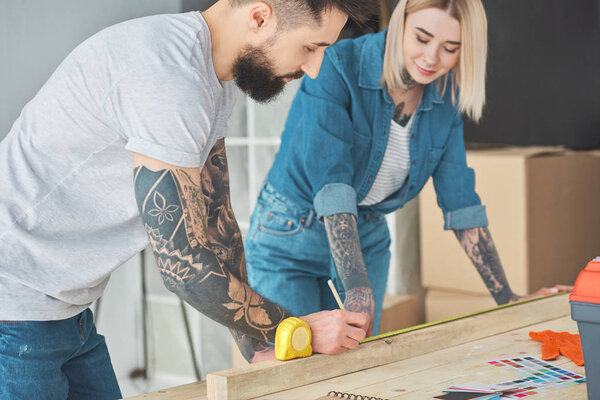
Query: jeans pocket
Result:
<box><xmin>0</xmin><ymin>322</ymin><xmax>28</xmax><ymax>346</ymax></box>
<box><xmin>258</xmin><ymin>210</ymin><xmax>304</xmax><ymax>237</ymax></box>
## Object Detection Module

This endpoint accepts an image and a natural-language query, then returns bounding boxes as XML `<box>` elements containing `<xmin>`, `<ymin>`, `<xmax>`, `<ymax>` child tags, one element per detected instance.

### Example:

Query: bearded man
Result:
<box><xmin>0</xmin><ymin>1</ymin><xmax>378</xmax><ymax>398</ymax></box>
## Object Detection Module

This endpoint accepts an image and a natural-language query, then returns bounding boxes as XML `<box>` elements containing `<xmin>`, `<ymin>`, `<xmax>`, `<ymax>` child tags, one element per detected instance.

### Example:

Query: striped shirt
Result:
<box><xmin>359</xmin><ymin>117</ymin><xmax>413</xmax><ymax>206</ymax></box>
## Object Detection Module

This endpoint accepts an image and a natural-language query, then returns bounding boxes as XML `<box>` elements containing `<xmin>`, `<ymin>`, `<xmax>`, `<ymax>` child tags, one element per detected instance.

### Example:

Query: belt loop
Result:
<box><xmin>304</xmin><ymin>210</ymin><xmax>316</xmax><ymax>229</ymax></box>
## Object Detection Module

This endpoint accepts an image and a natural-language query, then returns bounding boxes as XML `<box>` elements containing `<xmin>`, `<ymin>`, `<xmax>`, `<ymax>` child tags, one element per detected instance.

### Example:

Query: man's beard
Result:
<box><xmin>232</xmin><ymin>45</ymin><xmax>304</xmax><ymax>103</ymax></box>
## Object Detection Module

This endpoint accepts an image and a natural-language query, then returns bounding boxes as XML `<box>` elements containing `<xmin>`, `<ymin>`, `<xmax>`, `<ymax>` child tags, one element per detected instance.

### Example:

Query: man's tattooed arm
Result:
<box><xmin>453</xmin><ymin>226</ymin><xmax>520</xmax><ymax>304</ymax></box>
<box><xmin>133</xmin><ymin>139</ymin><xmax>291</xmax><ymax>361</ymax></box>
<box><xmin>195</xmin><ymin>139</ymin><xmax>275</xmax><ymax>362</ymax></box>
<box><xmin>324</xmin><ymin>213</ymin><xmax>374</xmax><ymax>331</ymax></box>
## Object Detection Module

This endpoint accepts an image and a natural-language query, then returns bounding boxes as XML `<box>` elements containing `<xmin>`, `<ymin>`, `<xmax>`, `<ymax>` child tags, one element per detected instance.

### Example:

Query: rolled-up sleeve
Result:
<box><xmin>432</xmin><ymin>110</ymin><xmax>488</xmax><ymax>230</ymax></box>
<box><xmin>300</xmin><ymin>51</ymin><xmax>358</xmax><ymax>219</ymax></box>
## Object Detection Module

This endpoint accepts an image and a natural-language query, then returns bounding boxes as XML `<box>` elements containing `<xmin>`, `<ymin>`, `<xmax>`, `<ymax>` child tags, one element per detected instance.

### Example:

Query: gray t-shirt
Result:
<box><xmin>0</xmin><ymin>12</ymin><xmax>238</xmax><ymax>320</ymax></box>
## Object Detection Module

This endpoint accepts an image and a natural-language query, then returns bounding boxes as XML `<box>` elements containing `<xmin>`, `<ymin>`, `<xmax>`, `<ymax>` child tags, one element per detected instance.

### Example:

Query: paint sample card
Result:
<box><xmin>487</xmin><ymin>356</ymin><xmax>586</xmax><ymax>399</ymax></box>
<box><xmin>445</xmin><ymin>382</ymin><xmax>517</xmax><ymax>393</ymax></box>
<box><xmin>434</xmin><ymin>392</ymin><xmax>500</xmax><ymax>400</ymax></box>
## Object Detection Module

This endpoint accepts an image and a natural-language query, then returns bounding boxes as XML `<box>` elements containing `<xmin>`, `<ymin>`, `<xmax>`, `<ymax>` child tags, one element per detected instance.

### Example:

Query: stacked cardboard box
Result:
<box><xmin>420</xmin><ymin>147</ymin><xmax>600</xmax><ymax>321</ymax></box>
<box><xmin>379</xmin><ymin>294</ymin><xmax>420</xmax><ymax>334</ymax></box>
<box><xmin>425</xmin><ymin>289</ymin><xmax>497</xmax><ymax>323</ymax></box>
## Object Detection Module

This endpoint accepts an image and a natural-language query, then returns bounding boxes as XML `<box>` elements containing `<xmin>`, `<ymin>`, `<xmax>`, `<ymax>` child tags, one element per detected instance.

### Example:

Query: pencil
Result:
<box><xmin>327</xmin><ymin>279</ymin><xmax>345</xmax><ymax>310</ymax></box>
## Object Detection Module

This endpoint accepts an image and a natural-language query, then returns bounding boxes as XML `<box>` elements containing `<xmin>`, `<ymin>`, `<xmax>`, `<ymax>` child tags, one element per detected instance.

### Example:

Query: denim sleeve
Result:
<box><xmin>432</xmin><ymin>110</ymin><xmax>488</xmax><ymax>230</ymax></box>
<box><xmin>300</xmin><ymin>50</ymin><xmax>358</xmax><ymax>219</ymax></box>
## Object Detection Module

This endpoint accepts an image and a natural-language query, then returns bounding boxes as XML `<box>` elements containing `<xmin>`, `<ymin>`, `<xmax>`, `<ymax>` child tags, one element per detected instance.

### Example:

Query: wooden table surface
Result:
<box><xmin>252</xmin><ymin>315</ymin><xmax>586</xmax><ymax>399</ymax></box>
<box><xmin>130</xmin><ymin>295</ymin><xmax>587</xmax><ymax>400</ymax></box>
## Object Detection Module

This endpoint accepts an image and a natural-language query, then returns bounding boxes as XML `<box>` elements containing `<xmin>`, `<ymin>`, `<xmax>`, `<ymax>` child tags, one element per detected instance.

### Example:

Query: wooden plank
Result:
<box><xmin>127</xmin><ymin>382</ymin><xmax>207</xmax><ymax>400</ymax></box>
<box><xmin>206</xmin><ymin>294</ymin><xmax>570</xmax><ymax>400</ymax></box>
<box><xmin>255</xmin><ymin>315</ymin><xmax>585</xmax><ymax>399</ymax></box>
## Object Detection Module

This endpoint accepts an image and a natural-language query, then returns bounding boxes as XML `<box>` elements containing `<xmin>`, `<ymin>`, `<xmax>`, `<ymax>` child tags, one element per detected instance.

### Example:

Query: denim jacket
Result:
<box><xmin>267</xmin><ymin>29</ymin><xmax>487</xmax><ymax>230</ymax></box>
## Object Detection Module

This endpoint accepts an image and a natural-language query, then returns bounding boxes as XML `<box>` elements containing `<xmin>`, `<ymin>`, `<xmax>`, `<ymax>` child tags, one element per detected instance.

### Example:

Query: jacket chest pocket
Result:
<box><xmin>429</xmin><ymin>145</ymin><xmax>447</xmax><ymax>164</ymax></box>
<box><xmin>352</xmin><ymin>129</ymin><xmax>372</xmax><ymax>145</ymax></box>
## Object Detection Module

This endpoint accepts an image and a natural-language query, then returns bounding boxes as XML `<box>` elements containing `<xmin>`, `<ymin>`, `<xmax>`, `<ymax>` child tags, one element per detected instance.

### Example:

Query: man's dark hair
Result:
<box><xmin>303</xmin><ymin>0</ymin><xmax>379</xmax><ymax>25</ymax></box>
<box><xmin>228</xmin><ymin>0</ymin><xmax>379</xmax><ymax>29</ymax></box>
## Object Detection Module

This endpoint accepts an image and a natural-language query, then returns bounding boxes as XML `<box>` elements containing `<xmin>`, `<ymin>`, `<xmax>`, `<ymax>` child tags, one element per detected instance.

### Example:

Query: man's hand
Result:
<box><xmin>343</xmin><ymin>286</ymin><xmax>375</xmax><ymax>337</ymax></box>
<box><xmin>251</xmin><ymin>347</ymin><xmax>275</xmax><ymax>363</ymax></box>
<box><xmin>300</xmin><ymin>310</ymin><xmax>368</xmax><ymax>355</ymax></box>
<box><xmin>510</xmin><ymin>284</ymin><xmax>574</xmax><ymax>302</ymax></box>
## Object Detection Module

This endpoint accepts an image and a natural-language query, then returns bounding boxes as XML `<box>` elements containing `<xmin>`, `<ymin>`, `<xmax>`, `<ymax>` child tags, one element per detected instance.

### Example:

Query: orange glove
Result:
<box><xmin>529</xmin><ymin>330</ymin><xmax>584</xmax><ymax>366</ymax></box>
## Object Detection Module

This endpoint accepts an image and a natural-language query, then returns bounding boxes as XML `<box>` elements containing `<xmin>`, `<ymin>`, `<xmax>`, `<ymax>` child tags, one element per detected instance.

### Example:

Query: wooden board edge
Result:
<box><xmin>206</xmin><ymin>294</ymin><xmax>570</xmax><ymax>400</ymax></box>
<box><xmin>361</xmin><ymin>291</ymin><xmax>569</xmax><ymax>343</ymax></box>
<box><xmin>126</xmin><ymin>381</ymin><xmax>208</xmax><ymax>399</ymax></box>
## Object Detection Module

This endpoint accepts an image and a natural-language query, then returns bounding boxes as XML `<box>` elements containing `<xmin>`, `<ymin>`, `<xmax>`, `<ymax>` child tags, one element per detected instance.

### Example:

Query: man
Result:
<box><xmin>0</xmin><ymin>0</ymin><xmax>378</xmax><ymax>398</ymax></box>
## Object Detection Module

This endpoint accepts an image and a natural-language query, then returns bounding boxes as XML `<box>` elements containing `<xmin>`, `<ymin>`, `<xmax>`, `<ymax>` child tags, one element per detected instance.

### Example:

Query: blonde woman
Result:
<box><xmin>245</xmin><ymin>0</ymin><xmax>571</xmax><ymax>339</ymax></box>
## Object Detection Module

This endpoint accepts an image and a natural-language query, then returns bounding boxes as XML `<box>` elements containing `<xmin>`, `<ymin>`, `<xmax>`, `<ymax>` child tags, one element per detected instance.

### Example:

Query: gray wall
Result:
<box><xmin>0</xmin><ymin>0</ymin><xmax>208</xmax><ymax>139</ymax></box>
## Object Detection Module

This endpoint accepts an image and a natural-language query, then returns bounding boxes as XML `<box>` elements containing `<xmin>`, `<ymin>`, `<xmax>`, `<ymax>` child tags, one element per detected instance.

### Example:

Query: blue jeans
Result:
<box><xmin>0</xmin><ymin>309</ymin><xmax>121</xmax><ymax>399</ymax></box>
<box><xmin>245</xmin><ymin>183</ymin><xmax>391</xmax><ymax>335</ymax></box>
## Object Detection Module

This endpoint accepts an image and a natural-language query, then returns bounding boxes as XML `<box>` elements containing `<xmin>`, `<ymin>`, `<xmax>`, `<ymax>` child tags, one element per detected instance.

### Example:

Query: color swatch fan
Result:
<box><xmin>488</xmin><ymin>356</ymin><xmax>586</xmax><ymax>398</ymax></box>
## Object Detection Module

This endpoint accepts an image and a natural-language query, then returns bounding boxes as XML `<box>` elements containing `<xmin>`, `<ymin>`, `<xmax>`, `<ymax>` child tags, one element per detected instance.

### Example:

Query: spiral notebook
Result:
<box><xmin>315</xmin><ymin>391</ymin><xmax>389</xmax><ymax>400</ymax></box>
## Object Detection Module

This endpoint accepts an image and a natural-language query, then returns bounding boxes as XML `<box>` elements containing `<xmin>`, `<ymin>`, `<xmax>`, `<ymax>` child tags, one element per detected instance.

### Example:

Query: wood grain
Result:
<box><xmin>256</xmin><ymin>315</ymin><xmax>585</xmax><ymax>399</ymax></box>
<box><xmin>206</xmin><ymin>294</ymin><xmax>570</xmax><ymax>400</ymax></box>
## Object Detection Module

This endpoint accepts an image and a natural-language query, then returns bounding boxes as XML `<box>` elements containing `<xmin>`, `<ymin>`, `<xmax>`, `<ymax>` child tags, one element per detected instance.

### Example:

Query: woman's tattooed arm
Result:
<box><xmin>133</xmin><ymin>139</ymin><xmax>290</xmax><ymax>361</ymax></box>
<box><xmin>324</xmin><ymin>214</ymin><xmax>374</xmax><ymax>328</ymax></box>
<box><xmin>453</xmin><ymin>226</ymin><xmax>520</xmax><ymax>304</ymax></box>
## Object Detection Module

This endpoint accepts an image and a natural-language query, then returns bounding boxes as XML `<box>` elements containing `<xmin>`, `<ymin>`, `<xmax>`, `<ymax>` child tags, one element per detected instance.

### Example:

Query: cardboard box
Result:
<box><xmin>379</xmin><ymin>294</ymin><xmax>421</xmax><ymax>334</ymax></box>
<box><xmin>425</xmin><ymin>289</ymin><xmax>497</xmax><ymax>323</ymax></box>
<box><xmin>420</xmin><ymin>147</ymin><xmax>600</xmax><ymax>296</ymax></box>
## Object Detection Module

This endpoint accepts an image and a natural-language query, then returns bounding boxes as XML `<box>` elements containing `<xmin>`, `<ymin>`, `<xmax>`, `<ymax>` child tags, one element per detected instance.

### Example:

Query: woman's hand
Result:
<box><xmin>509</xmin><ymin>284</ymin><xmax>575</xmax><ymax>303</ymax></box>
<box><xmin>343</xmin><ymin>286</ymin><xmax>375</xmax><ymax>337</ymax></box>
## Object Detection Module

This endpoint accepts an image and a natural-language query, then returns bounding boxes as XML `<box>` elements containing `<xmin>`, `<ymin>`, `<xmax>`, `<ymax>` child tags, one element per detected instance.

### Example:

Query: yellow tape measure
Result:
<box><xmin>275</xmin><ymin>317</ymin><xmax>312</xmax><ymax>360</ymax></box>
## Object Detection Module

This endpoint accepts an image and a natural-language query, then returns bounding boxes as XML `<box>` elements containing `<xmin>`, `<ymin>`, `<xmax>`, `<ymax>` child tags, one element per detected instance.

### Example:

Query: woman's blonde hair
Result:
<box><xmin>381</xmin><ymin>0</ymin><xmax>487</xmax><ymax>121</ymax></box>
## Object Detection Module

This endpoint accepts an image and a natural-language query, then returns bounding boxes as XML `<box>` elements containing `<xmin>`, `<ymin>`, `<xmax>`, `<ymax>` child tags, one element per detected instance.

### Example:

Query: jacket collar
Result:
<box><xmin>358</xmin><ymin>29</ymin><xmax>445</xmax><ymax>111</ymax></box>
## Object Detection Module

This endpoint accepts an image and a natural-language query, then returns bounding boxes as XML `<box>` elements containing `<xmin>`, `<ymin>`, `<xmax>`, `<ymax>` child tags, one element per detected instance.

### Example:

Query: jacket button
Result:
<box><xmin>412</xmin><ymin>160</ymin><xmax>417</xmax><ymax>166</ymax></box>
<box><xmin>287</xmin><ymin>221</ymin><xmax>293</xmax><ymax>226</ymax></box>
<box><xmin>368</xmin><ymin>176</ymin><xmax>373</xmax><ymax>182</ymax></box>
<box><xmin>376</xmin><ymin>152</ymin><xmax>382</xmax><ymax>160</ymax></box>
<box><xmin>409</xmin><ymin>185</ymin><xmax>415</xmax><ymax>191</ymax></box>
<box><xmin>268</xmin><ymin>212</ymin><xmax>273</xmax><ymax>218</ymax></box>
<box><xmin>259</xmin><ymin>225</ymin><xmax>263</xmax><ymax>231</ymax></box>
<box><xmin>411</xmin><ymin>134</ymin><xmax>415</xmax><ymax>140</ymax></box>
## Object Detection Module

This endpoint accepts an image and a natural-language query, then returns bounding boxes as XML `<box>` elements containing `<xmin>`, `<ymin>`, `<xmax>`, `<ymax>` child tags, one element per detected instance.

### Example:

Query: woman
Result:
<box><xmin>245</xmin><ymin>0</ymin><xmax>569</xmax><ymax>337</ymax></box>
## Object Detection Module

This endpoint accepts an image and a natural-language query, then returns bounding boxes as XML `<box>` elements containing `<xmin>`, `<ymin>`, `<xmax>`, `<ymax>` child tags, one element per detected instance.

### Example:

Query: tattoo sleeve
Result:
<box><xmin>134</xmin><ymin>139</ymin><xmax>291</xmax><ymax>361</ymax></box>
<box><xmin>453</xmin><ymin>226</ymin><xmax>519</xmax><ymax>304</ymax></box>
<box><xmin>324</xmin><ymin>213</ymin><xmax>373</xmax><ymax>315</ymax></box>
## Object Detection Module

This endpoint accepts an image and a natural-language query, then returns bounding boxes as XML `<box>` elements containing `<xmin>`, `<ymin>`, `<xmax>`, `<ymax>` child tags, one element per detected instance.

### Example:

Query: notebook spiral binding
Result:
<box><xmin>326</xmin><ymin>390</ymin><xmax>389</xmax><ymax>400</ymax></box>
